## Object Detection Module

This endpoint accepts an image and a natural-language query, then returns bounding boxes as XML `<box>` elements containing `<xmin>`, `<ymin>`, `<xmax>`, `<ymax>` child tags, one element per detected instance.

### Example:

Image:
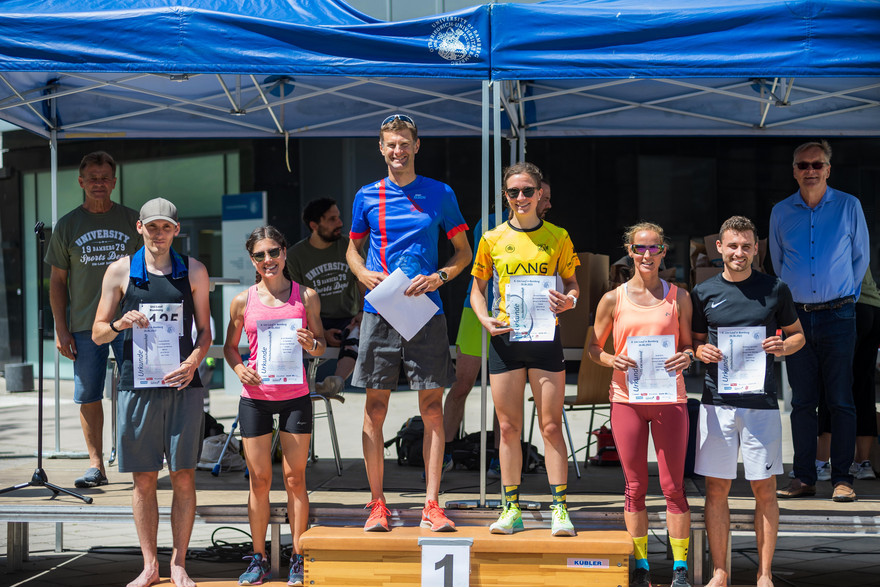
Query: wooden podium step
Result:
<box><xmin>300</xmin><ymin>525</ymin><xmax>633</xmax><ymax>586</ymax></box>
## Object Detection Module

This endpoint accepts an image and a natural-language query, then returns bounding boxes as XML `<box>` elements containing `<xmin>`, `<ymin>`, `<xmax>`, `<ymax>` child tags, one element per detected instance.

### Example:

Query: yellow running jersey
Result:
<box><xmin>472</xmin><ymin>220</ymin><xmax>579</xmax><ymax>323</ymax></box>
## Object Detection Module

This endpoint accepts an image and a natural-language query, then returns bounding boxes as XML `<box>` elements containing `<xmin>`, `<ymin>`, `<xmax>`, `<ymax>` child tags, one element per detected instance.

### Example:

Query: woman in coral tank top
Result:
<box><xmin>223</xmin><ymin>226</ymin><xmax>326</xmax><ymax>586</ymax></box>
<box><xmin>587</xmin><ymin>222</ymin><xmax>695</xmax><ymax>587</ymax></box>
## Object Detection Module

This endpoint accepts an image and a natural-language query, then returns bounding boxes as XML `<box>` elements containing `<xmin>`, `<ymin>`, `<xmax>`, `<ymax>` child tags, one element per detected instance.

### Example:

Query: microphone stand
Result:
<box><xmin>0</xmin><ymin>222</ymin><xmax>92</xmax><ymax>503</ymax></box>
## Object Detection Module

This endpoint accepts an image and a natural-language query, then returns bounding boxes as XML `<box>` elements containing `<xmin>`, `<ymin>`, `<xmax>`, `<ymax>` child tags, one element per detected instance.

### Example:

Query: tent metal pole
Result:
<box><xmin>478</xmin><ymin>80</ymin><xmax>489</xmax><ymax>508</ymax></box>
<box><xmin>50</xmin><ymin>104</ymin><xmax>61</xmax><ymax>455</ymax></box>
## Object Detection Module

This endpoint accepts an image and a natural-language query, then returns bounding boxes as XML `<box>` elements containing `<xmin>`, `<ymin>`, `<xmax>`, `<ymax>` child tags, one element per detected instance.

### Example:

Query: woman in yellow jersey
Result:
<box><xmin>587</xmin><ymin>222</ymin><xmax>694</xmax><ymax>587</ymax></box>
<box><xmin>471</xmin><ymin>162</ymin><xmax>580</xmax><ymax>537</ymax></box>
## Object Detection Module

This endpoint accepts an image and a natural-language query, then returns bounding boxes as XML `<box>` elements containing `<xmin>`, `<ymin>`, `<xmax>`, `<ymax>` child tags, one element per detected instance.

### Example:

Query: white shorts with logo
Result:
<box><xmin>694</xmin><ymin>403</ymin><xmax>783</xmax><ymax>481</ymax></box>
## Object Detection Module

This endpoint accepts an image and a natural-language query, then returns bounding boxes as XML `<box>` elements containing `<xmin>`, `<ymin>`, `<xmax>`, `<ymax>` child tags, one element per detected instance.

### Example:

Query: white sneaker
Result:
<box><xmin>816</xmin><ymin>461</ymin><xmax>831</xmax><ymax>481</ymax></box>
<box><xmin>852</xmin><ymin>461</ymin><xmax>876</xmax><ymax>480</ymax></box>
<box><xmin>317</xmin><ymin>375</ymin><xmax>344</xmax><ymax>397</ymax></box>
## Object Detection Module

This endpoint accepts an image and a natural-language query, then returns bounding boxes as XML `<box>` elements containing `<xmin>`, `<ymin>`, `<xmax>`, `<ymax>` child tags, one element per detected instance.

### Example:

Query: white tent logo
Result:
<box><xmin>428</xmin><ymin>17</ymin><xmax>481</xmax><ymax>63</ymax></box>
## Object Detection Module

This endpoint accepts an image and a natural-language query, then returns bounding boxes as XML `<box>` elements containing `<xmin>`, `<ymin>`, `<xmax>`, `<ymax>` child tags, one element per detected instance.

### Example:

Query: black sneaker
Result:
<box><xmin>630</xmin><ymin>567</ymin><xmax>652</xmax><ymax>587</ymax></box>
<box><xmin>74</xmin><ymin>467</ymin><xmax>108</xmax><ymax>488</ymax></box>
<box><xmin>670</xmin><ymin>567</ymin><xmax>691</xmax><ymax>587</ymax></box>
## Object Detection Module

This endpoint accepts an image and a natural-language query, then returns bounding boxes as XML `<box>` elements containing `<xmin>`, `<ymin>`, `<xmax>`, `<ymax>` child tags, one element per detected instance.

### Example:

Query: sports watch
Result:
<box><xmin>567</xmin><ymin>294</ymin><xmax>578</xmax><ymax>308</ymax></box>
<box><xmin>436</xmin><ymin>270</ymin><xmax>449</xmax><ymax>283</ymax></box>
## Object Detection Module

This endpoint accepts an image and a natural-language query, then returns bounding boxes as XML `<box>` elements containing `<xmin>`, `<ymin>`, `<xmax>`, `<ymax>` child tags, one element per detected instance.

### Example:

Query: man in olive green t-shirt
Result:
<box><xmin>287</xmin><ymin>197</ymin><xmax>363</xmax><ymax>396</ymax></box>
<box><xmin>44</xmin><ymin>151</ymin><xmax>141</xmax><ymax>488</ymax></box>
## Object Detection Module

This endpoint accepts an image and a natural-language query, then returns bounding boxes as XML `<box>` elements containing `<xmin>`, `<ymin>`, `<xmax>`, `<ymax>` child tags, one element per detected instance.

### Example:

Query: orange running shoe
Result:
<box><xmin>420</xmin><ymin>499</ymin><xmax>456</xmax><ymax>532</ymax></box>
<box><xmin>364</xmin><ymin>499</ymin><xmax>391</xmax><ymax>532</ymax></box>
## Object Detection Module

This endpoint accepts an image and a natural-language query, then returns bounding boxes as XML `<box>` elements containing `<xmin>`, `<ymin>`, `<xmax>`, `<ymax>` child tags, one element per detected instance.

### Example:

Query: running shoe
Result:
<box><xmin>420</xmin><ymin>499</ymin><xmax>456</xmax><ymax>532</ymax></box>
<box><xmin>364</xmin><ymin>499</ymin><xmax>391</xmax><ymax>532</ymax></box>
<box><xmin>550</xmin><ymin>503</ymin><xmax>576</xmax><ymax>537</ymax></box>
<box><xmin>421</xmin><ymin>454</ymin><xmax>454</xmax><ymax>481</ymax></box>
<box><xmin>239</xmin><ymin>553</ymin><xmax>270</xmax><ymax>585</ymax></box>
<box><xmin>630</xmin><ymin>567</ymin><xmax>652</xmax><ymax>587</ymax></box>
<box><xmin>74</xmin><ymin>467</ymin><xmax>108</xmax><ymax>488</ymax></box>
<box><xmin>850</xmin><ymin>460</ymin><xmax>876</xmax><ymax>480</ymax></box>
<box><xmin>670</xmin><ymin>566</ymin><xmax>691</xmax><ymax>587</ymax></box>
<box><xmin>288</xmin><ymin>553</ymin><xmax>304</xmax><ymax>586</ymax></box>
<box><xmin>816</xmin><ymin>461</ymin><xmax>831</xmax><ymax>481</ymax></box>
<box><xmin>489</xmin><ymin>502</ymin><xmax>523</xmax><ymax>535</ymax></box>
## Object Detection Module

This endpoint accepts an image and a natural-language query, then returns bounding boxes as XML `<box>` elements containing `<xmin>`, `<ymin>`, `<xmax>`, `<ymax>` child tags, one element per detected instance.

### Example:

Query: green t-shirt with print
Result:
<box><xmin>44</xmin><ymin>203</ymin><xmax>141</xmax><ymax>332</ymax></box>
<box><xmin>287</xmin><ymin>237</ymin><xmax>360</xmax><ymax>320</ymax></box>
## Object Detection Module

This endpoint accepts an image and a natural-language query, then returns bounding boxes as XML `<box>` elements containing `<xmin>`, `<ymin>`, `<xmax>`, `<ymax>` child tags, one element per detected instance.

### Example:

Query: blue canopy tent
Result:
<box><xmin>491</xmin><ymin>0</ymin><xmax>880</xmax><ymax>141</ymax></box>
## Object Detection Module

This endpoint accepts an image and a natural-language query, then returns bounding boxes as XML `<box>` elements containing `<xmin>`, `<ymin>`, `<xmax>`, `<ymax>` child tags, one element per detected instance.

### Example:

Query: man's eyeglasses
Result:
<box><xmin>630</xmin><ymin>243</ymin><xmax>666</xmax><ymax>255</ymax></box>
<box><xmin>251</xmin><ymin>247</ymin><xmax>282</xmax><ymax>262</ymax></box>
<box><xmin>795</xmin><ymin>161</ymin><xmax>828</xmax><ymax>170</ymax></box>
<box><xmin>381</xmin><ymin>114</ymin><xmax>416</xmax><ymax>128</ymax></box>
<box><xmin>504</xmin><ymin>187</ymin><xmax>537</xmax><ymax>199</ymax></box>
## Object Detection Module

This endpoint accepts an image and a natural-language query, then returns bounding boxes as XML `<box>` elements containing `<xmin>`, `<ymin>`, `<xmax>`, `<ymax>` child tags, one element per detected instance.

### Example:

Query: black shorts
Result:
<box><xmin>238</xmin><ymin>395</ymin><xmax>313</xmax><ymax>438</ymax></box>
<box><xmin>488</xmin><ymin>329</ymin><xmax>565</xmax><ymax>374</ymax></box>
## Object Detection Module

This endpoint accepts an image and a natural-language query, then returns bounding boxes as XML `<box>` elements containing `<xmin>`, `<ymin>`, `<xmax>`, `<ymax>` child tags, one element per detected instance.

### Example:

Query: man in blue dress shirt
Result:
<box><xmin>770</xmin><ymin>140</ymin><xmax>869</xmax><ymax>502</ymax></box>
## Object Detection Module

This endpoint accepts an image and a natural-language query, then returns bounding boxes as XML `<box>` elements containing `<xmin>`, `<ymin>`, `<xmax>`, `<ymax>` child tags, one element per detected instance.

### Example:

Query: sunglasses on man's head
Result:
<box><xmin>251</xmin><ymin>247</ymin><xmax>282</xmax><ymax>262</ymax></box>
<box><xmin>795</xmin><ymin>161</ymin><xmax>828</xmax><ymax>170</ymax></box>
<box><xmin>381</xmin><ymin>114</ymin><xmax>416</xmax><ymax>128</ymax></box>
<box><xmin>504</xmin><ymin>187</ymin><xmax>537</xmax><ymax>199</ymax></box>
<box><xmin>630</xmin><ymin>243</ymin><xmax>666</xmax><ymax>255</ymax></box>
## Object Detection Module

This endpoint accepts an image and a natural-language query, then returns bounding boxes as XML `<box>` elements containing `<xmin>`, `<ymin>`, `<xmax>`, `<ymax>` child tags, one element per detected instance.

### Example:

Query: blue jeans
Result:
<box><xmin>785</xmin><ymin>303</ymin><xmax>857</xmax><ymax>485</ymax></box>
<box><xmin>72</xmin><ymin>331</ymin><xmax>124</xmax><ymax>404</ymax></box>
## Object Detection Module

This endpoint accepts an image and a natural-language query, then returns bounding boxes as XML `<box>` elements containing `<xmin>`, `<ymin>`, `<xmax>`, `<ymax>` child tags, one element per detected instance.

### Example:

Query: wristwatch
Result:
<box><xmin>567</xmin><ymin>294</ymin><xmax>578</xmax><ymax>309</ymax></box>
<box><xmin>436</xmin><ymin>270</ymin><xmax>449</xmax><ymax>283</ymax></box>
<box><xmin>684</xmin><ymin>350</ymin><xmax>695</xmax><ymax>364</ymax></box>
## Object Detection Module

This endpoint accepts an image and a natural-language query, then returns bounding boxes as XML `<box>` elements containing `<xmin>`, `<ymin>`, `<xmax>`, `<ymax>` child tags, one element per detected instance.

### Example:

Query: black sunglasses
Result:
<box><xmin>251</xmin><ymin>247</ymin><xmax>282</xmax><ymax>262</ymax></box>
<box><xmin>795</xmin><ymin>161</ymin><xmax>828</xmax><ymax>170</ymax></box>
<box><xmin>504</xmin><ymin>187</ymin><xmax>538</xmax><ymax>199</ymax></box>
<box><xmin>630</xmin><ymin>243</ymin><xmax>666</xmax><ymax>255</ymax></box>
<box><xmin>381</xmin><ymin>114</ymin><xmax>416</xmax><ymax>128</ymax></box>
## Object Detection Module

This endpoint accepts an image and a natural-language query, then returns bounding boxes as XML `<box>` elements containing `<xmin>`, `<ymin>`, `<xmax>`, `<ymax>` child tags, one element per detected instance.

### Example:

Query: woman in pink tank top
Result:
<box><xmin>587</xmin><ymin>222</ymin><xmax>695</xmax><ymax>587</ymax></box>
<box><xmin>223</xmin><ymin>226</ymin><xmax>325</xmax><ymax>586</ymax></box>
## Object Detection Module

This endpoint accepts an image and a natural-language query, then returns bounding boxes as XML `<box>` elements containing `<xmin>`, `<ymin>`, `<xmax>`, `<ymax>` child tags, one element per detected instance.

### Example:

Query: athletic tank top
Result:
<box><xmin>241</xmin><ymin>282</ymin><xmax>310</xmax><ymax>401</ymax></box>
<box><xmin>609</xmin><ymin>281</ymin><xmax>687</xmax><ymax>403</ymax></box>
<box><xmin>118</xmin><ymin>256</ymin><xmax>201</xmax><ymax>391</ymax></box>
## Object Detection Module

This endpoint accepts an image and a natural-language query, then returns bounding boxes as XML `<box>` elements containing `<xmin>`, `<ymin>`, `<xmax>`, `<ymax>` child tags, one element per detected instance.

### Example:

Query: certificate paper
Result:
<box><xmin>626</xmin><ymin>335</ymin><xmax>677</xmax><ymax>402</ymax></box>
<box><xmin>256</xmin><ymin>318</ymin><xmax>303</xmax><ymax>384</ymax></box>
<box><xmin>718</xmin><ymin>326</ymin><xmax>766</xmax><ymax>394</ymax></box>
<box><xmin>133</xmin><ymin>323</ymin><xmax>180</xmax><ymax>388</ymax></box>
<box><xmin>364</xmin><ymin>268</ymin><xmax>439</xmax><ymax>341</ymax></box>
<box><xmin>506</xmin><ymin>275</ymin><xmax>556</xmax><ymax>342</ymax></box>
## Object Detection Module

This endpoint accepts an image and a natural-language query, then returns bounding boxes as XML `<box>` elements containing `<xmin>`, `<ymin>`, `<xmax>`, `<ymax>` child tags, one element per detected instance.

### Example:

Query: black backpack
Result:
<box><xmin>385</xmin><ymin>416</ymin><xmax>425</xmax><ymax>467</ymax></box>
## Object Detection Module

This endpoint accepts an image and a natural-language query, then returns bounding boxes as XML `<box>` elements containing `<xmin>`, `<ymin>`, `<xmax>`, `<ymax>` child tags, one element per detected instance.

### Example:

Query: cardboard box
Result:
<box><xmin>694</xmin><ymin>266</ymin><xmax>723</xmax><ymax>285</ymax></box>
<box><xmin>558</xmin><ymin>252</ymin><xmax>610</xmax><ymax>348</ymax></box>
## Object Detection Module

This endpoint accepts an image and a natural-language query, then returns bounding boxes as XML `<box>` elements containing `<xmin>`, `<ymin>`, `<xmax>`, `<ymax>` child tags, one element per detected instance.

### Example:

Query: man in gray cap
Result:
<box><xmin>93</xmin><ymin>197</ymin><xmax>212</xmax><ymax>587</ymax></box>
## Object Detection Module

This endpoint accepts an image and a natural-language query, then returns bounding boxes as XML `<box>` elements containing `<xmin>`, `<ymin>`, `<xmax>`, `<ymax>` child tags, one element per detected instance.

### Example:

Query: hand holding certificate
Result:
<box><xmin>133</xmin><ymin>303</ymin><xmax>184</xmax><ymax>389</ymax></box>
<box><xmin>256</xmin><ymin>318</ymin><xmax>304</xmax><ymax>384</ymax></box>
<box><xmin>365</xmin><ymin>268</ymin><xmax>439</xmax><ymax>341</ymax></box>
<box><xmin>626</xmin><ymin>335</ymin><xmax>678</xmax><ymax>402</ymax></box>
<box><xmin>505</xmin><ymin>275</ymin><xmax>556</xmax><ymax>342</ymax></box>
<box><xmin>717</xmin><ymin>326</ymin><xmax>766</xmax><ymax>394</ymax></box>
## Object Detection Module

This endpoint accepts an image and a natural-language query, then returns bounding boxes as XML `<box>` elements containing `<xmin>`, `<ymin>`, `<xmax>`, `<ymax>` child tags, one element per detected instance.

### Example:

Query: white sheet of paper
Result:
<box><xmin>365</xmin><ymin>268</ymin><xmax>439</xmax><ymax>341</ymax></box>
<box><xmin>132</xmin><ymin>323</ymin><xmax>180</xmax><ymax>388</ymax></box>
<box><xmin>256</xmin><ymin>318</ymin><xmax>303</xmax><ymax>384</ymax></box>
<box><xmin>506</xmin><ymin>275</ymin><xmax>556</xmax><ymax>342</ymax></box>
<box><xmin>717</xmin><ymin>326</ymin><xmax>766</xmax><ymax>394</ymax></box>
<box><xmin>626</xmin><ymin>334</ymin><xmax>677</xmax><ymax>402</ymax></box>
<box><xmin>139</xmin><ymin>302</ymin><xmax>183</xmax><ymax>337</ymax></box>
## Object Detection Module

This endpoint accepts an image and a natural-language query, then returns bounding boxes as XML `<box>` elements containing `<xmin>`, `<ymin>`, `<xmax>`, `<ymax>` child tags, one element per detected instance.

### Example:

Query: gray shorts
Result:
<box><xmin>695</xmin><ymin>403</ymin><xmax>783</xmax><ymax>481</ymax></box>
<box><xmin>352</xmin><ymin>312</ymin><xmax>455</xmax><ymax>390</ymax></box>
<box><xmin>117</xmin><ymin>387</ymin><xmax>205</xmax><ymax>473</ymax></box>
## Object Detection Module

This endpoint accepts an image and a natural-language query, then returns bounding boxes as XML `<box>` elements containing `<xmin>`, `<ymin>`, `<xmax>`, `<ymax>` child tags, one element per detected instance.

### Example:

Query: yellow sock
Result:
<box><xmin>633</xmin><ymin>535</ymin><xmax>649</xmax><ymax>569</ymax></box>
<box><xmin>670</xmin><ymin>536</ymin><xmax>689</xmax><ymax>569</ymax></box>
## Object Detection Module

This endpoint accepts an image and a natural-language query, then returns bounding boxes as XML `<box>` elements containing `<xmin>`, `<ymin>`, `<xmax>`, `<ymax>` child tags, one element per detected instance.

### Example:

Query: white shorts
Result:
<box><xmin>694</xmin><ymin>403</ymin><xmax>783</xmax><ymax>481</ymax></box>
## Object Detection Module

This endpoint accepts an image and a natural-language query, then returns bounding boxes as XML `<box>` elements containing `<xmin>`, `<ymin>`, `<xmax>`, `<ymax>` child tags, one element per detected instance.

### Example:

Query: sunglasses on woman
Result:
<box><xmin>630</xmin><ymin>243</ymin><xmax>666</xmax><ymax>255</ymax></box>
<box><xmin>251</xmin><ymin>247</ymin><xmax>282</xmax><ymax>262</ymax></box>
<box><xmin>504</xmin><ymin>187</ymin><xmax>537</xmax><ymax>199</ymax></box>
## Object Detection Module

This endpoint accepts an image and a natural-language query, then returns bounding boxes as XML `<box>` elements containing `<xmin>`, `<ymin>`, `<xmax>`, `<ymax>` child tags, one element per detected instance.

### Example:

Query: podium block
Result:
<box><xmin>301</xmin><ymin>526</ymin><xmax>632</xmax><ymax>586</ymax></box>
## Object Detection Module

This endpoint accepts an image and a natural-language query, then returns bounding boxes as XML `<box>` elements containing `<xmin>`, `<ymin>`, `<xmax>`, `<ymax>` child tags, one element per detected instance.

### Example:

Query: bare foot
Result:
<box><xmin>127</xmin><ymin>567</ymin><xmax>160</xmax><ymax>587</ymax></box>
<box><xmin>705</xmin><ymin>569</ymin><xmax>728</xmax><ymax>587</ymax></box>
<box><xmin>757</xmin><ymin>574</ymin><xmax>774</xmax><ymax>587</ymax></box>
<box><xmin>170</xmin><ymin>564</ymin><xmax>196</xmax><ymax>587</ymax></box>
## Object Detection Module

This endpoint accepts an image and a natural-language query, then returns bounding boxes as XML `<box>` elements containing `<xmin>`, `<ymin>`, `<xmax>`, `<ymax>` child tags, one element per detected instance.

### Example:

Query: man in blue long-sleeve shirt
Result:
<box><xmin>770</xmin><ymin>140</ymin><xmax>869</xmax><ymax>503</ymax></box>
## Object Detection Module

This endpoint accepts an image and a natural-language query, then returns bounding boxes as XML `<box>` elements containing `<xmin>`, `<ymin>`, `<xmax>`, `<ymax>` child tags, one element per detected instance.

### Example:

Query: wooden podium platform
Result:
<box><xmin>300</xmin><ymin>525</ymin><xmax>633</xmax><ymax>586</ymax></box>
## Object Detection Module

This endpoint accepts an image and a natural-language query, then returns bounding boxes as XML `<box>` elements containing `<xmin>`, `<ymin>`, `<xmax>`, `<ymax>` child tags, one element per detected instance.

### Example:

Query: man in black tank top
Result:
<box><xmin>92</xmin><ymin>198</ymin><xmax>211</xmax><ymax>587</ymax></box>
